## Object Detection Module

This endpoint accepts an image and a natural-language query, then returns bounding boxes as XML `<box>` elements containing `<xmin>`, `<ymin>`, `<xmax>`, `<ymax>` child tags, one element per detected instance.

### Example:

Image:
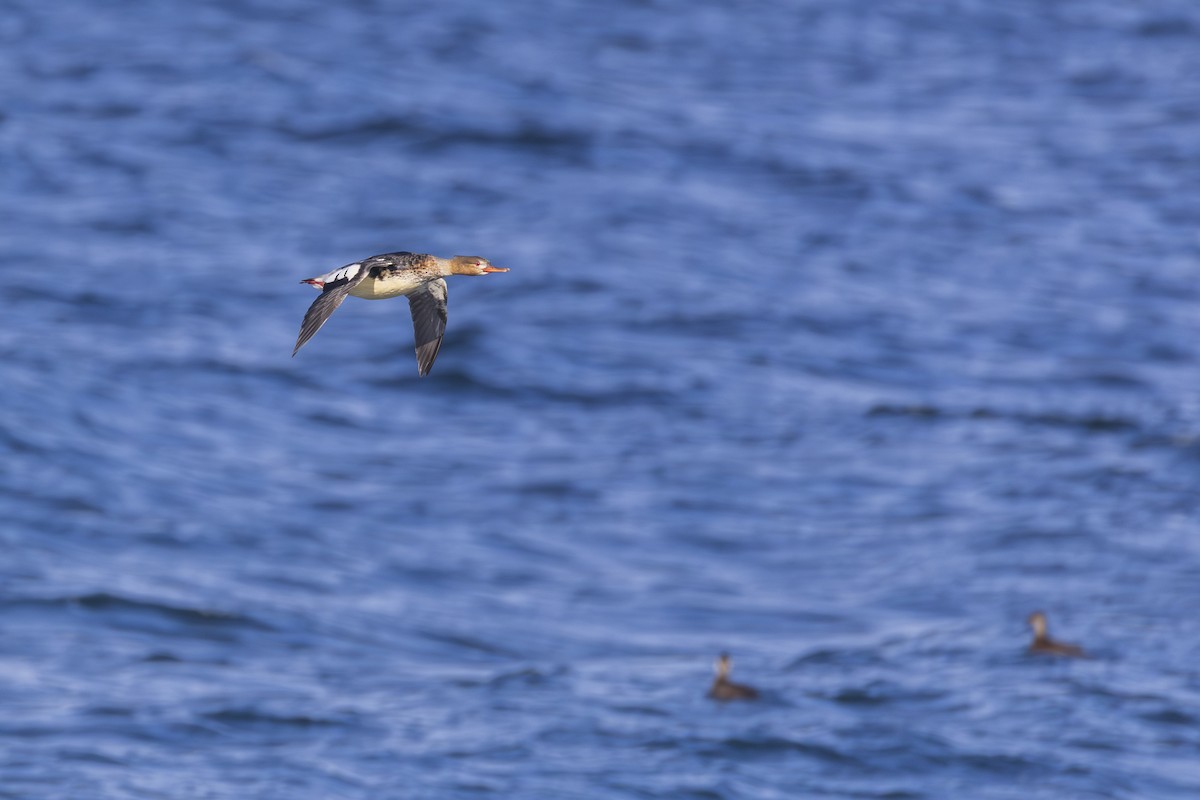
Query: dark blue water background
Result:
<box><xmin>3</xmin><ymin>1</ymin><xmax>1200</xmax><ymax>797</ymax></box>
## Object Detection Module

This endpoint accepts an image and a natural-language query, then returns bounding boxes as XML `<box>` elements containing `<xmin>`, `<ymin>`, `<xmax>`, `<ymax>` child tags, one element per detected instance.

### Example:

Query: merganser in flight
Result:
<box><xmin>293</xmin><ymin>252</ymin><xmax>508</xmax><ymax>376</ymax></box>
<box><xmin>707</xmin><ymin>652</ymin><xmax>759</xmax><ymax>701</ymax></box>
<box><xmin>1027</xmin><ymin>611</ymin><xmax>1086</xmax><ymax>658</ymax></box>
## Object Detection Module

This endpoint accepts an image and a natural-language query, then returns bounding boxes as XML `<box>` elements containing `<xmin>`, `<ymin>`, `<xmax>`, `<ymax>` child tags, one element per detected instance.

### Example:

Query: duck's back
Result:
<box><xmin>351</xmin><ymin>252</ymin><xmax>441</xmax><ymax>300</ymax></box>
<box><xmin>708</xmin><ymin>678</ymin><xmax>759</xmax><ymax>701</ymax></box>
<box><xmin>1030</xmin><ymin>638</ymin><xmax>1085</xmax><ymax>658</ymax></box>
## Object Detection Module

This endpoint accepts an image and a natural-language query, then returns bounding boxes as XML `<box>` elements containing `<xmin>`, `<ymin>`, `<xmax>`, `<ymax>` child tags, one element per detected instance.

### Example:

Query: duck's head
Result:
<box><xmin>1027</xmin><ymin>611</ymin><xmax>1047</xmax><ymax>638</ymax></box>
<box><xmin>449</xmin><ymin>255</ymin><xmax>508</xmax><ymax>276</ymax></box>
<box><xmin>714</xmin><ymin>652</ymin><xmax>732</xmax><ymax>679</ymax></box>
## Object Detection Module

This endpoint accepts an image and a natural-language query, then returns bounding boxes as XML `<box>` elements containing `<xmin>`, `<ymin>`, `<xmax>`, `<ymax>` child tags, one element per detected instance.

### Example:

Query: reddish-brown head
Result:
<box><xmin>449</xmin><ymin>255</ymin><xmax>508</xmax><ymax>276</ymax></box>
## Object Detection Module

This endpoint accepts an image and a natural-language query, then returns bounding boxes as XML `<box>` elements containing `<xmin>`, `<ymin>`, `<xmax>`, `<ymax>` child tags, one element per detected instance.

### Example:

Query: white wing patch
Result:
<box><xmin>327</xmin><ymin>263</ymin><xmax>361</xmax><ymax>283</ymax></box>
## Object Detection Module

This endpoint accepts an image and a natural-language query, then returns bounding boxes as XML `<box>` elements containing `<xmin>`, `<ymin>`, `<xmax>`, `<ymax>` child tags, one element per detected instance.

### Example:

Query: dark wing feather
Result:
<box><xmin>292</xmin><ymin>264</ymin><xmax>368</xmax><ymax>356</ymax></box>
<box><xmin>407</xmin><ymin>279</ymin><xmax>449</xmax><ymax>377</ymax></box>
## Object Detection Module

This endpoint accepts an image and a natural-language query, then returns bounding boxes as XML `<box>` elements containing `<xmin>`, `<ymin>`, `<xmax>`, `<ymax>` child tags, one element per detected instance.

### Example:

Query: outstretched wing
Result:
<box><xmin>292</xmin><ymin>264</ymin><xmax>368</xmax><ymax>356</ymax></box>
<box><xmin>407</xmin><ymin>279</ymin><xmax>448</xmax><ymax>377</ymax></box>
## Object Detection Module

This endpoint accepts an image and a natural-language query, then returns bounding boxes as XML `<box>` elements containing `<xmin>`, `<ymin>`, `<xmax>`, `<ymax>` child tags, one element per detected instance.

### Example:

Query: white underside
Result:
<box><xmin>349</xmin><ymin>273</ymin><xmax>430</xmax><ymax>300</ymax></box>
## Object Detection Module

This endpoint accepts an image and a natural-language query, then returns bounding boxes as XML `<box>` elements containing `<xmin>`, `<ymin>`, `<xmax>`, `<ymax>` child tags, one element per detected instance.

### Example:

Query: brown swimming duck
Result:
<box><xmin>707</xmin><ymin>652</ymin><xmax>759</xmax><ymax>701</ymax></box>
<box><xmin>1027</xmin><ymin>611</ymin><xmax>1085</xmax><ymax>658</ymax></box>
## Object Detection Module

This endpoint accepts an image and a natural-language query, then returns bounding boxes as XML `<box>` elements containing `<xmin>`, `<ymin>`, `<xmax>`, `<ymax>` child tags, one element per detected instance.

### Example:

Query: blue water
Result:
<box><xmin>3</xmin><ymin>1</ymin><xmax>1200</xmax><ymax>797</ymax></box>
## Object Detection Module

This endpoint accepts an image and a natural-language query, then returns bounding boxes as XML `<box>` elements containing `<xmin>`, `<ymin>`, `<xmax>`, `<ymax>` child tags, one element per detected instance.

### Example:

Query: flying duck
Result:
<box><xmin>293</xmin><ymin>251</ymin><xmax>508</xmax><ymax>376</ymax></box>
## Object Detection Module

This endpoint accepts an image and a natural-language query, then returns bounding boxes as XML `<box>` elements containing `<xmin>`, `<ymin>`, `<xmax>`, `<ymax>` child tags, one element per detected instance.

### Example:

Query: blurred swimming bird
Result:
<box><xmin>293</xmin><ymin>252</ymin><xmax>509</xmax><ymax>376</ymax></box>
<box><xmin>1027</xmin><ymin>611</ymin><xmax>1086</xmax><ymax>658</ymax></box>
<box><xmin>707</xmin><ymin>652</ymin><xmax>759</xmax><ymax>701</ymax></box>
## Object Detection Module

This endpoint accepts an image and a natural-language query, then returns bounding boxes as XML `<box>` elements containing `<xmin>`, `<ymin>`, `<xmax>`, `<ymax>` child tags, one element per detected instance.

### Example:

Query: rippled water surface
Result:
<box><xmin>3</xmin><ymin>1</ymin><xmax>1200</xmax><ymax>798</ymax></box>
